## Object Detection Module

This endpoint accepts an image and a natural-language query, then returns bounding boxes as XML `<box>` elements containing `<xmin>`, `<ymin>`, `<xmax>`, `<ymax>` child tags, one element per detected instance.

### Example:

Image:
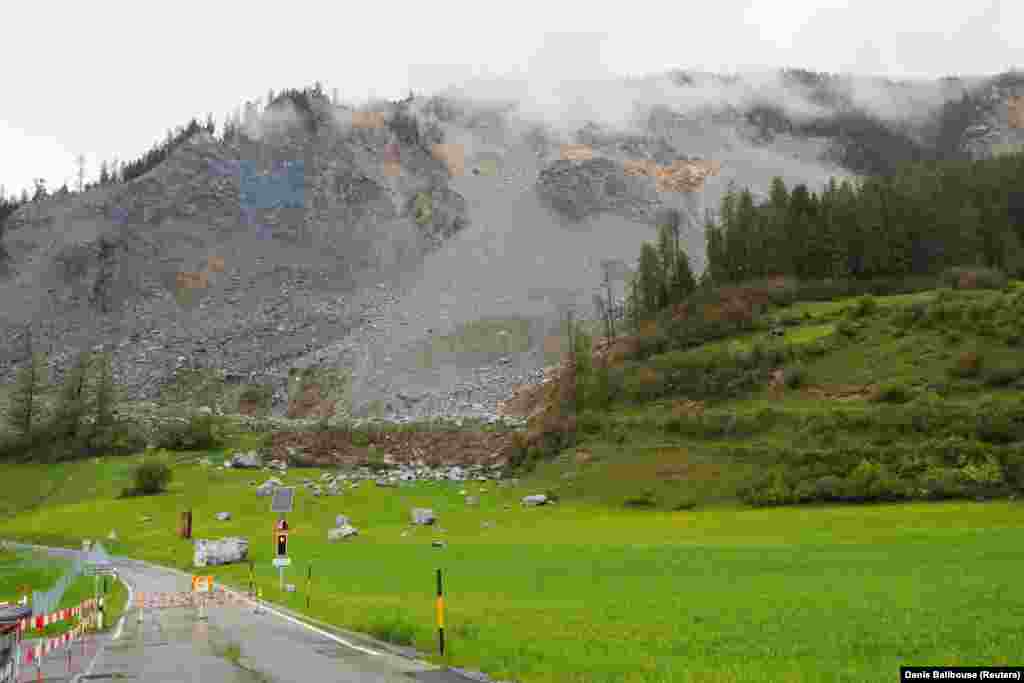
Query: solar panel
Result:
<box><xmin>271</xmin><ymin>487</ymin><xmax>295</xmax><ymax>513</ymax></box>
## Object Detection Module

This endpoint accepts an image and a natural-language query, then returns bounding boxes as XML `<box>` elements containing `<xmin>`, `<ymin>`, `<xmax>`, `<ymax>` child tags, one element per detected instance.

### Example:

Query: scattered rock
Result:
<box><xmin>230</xmin><ymin>451</ymin><xmax>262</xmax><ymax>468</ymax></box>
<box><xmin>432</xmin><ymin>540</ymin><xmax>446</xmax><ymax>548</ymax></box>
<box><xmin>522</xmin><ymin>494</ymin><xmax>548</xmax><ymax>506</ymax></box>
<box><xmin>327</xmin><ymin>525</ymin><xmax>359</xmax><ymax>541</ymax></box>
<box><xmin>411</xmin><ymin>508</ymin><xmax>436</xmax><ymax>525</ymax></box>
<box><xmin>466</xmin><ymin>496</ymin><xmax>479</xmax><ymax>506</ymax></box>
<box><xmin>215</xmin><ymin>512</ymin><xmax>231</xmax><ymax>521</ymax></box>
<box><xmin>285</xmin><ymin>584</ymin><xmax>296</xmax><ymax>593</ymax></box>
<box><xmin>334</xmin><ymin>515</ymin><xmax>350</xmax><ymax>527</ymax></box>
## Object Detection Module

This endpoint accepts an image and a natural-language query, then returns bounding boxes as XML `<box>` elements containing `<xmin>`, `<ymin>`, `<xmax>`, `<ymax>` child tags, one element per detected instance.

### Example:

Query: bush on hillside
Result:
<box><xmin>784</xmin><ymin>366</ymin><xmax>807</xmax><ymax>389</ymax></box>
<box><xmin>871</xmin><ymin>382</ymin><xmax>915</xmax><ymax>404</ymax></box>
<box><xmin>850</xmin><ymin>295</ymin><xmax>878</xmax><ymax>318</ymax></box>
<box><xmin>942</xmin><ymin>266</ymin><xmax>1008</xmax><ymax>291</ymax></box>
<box><xmin>949</xmin><ymin>351</ymin><xmax>984</xmax><ymax>378</ymax></box>
<box><xmin>131</xmin><ymin>461</ymin><xmax>172</xmax><ymax>495</ymax></box>
<box><xmin>982</xmin><ymin>364</ymin><xmax>1024</xmax><ymax>387</ymax></box>
<box><xmin>152</xmin><ymin>415</ymin><xmax>223</xmax><ymax>451</ymax></box>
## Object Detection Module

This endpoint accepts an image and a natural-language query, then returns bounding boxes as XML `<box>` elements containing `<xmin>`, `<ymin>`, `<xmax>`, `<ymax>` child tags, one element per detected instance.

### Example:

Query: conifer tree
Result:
<box><xmin>670</xmin><ymin>247</ymin><xmax>697</xmax><ymax>302</ymax></box>
<box><xmin>637</xmin><ymin>242</ymin><xmax>662</xmax><ymax>319</ymax></box>
<box><xmin>5</xmin><ymin>326</ymin><xmax>46</xmax><ymax>441</ymax></box>
<box><xmin>52</xmin><ymin>351</ymin><xmax>92</xmax><ymax>450</ymax></box>
<box><xmin>89</xmin><ymin>350</ymin><xmax>118</xmax><ymax>455</ymax></box>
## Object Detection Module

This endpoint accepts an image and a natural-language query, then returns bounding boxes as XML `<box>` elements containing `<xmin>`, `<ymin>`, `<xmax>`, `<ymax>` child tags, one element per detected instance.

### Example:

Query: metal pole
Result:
<box><xmin>436</xmin><ymin>568</ymin><xmax>445</xmax><ymax>660</ymax></box>
<box><xmin>306</xmin><ymin>563</ymin><xmax>312</xmax><ymax>610</ymax></box>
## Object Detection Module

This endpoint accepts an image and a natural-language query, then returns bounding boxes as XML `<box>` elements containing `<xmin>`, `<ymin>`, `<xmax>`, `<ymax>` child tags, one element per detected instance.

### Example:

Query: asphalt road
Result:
<box><xmin>9</xmin><ymin>543</ymin><xmax>473</xmax><ymax>683</ymax></box>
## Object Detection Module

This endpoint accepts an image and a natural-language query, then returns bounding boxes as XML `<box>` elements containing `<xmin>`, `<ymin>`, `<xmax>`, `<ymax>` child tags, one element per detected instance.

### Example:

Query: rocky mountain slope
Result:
<box><xmin>1</xmin><ymin>69</ymin><xmax>1022</xmax><ymax>425</ymax></box>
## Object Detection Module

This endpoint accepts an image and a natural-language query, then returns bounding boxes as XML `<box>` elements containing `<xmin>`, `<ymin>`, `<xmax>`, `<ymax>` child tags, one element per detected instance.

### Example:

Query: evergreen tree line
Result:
<box><xmin>119</xmin><ymin>116</ymin><xmax>213</xmax><ymax>184</ymax></box>
<box><xmin>0</xmin><ymin>329</ymin><xmax>140</xmax><ymax>463</ymax></box>
<box><xmin>601</xmin><ymin>208</ymin><xmax>698</xmax><ymax>334</ymax></box>
<box><xmin>700</xmin><ymin>152</ymin><xmax>1024</xmax><ymax>288</ymax></box>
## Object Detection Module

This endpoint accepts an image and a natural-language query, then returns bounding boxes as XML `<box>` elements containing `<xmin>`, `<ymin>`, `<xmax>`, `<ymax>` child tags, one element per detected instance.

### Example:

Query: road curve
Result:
<box><xmin>8</xmin><ymin>542</ymin><xmax>471</xmax><ymax>683</ymax></box>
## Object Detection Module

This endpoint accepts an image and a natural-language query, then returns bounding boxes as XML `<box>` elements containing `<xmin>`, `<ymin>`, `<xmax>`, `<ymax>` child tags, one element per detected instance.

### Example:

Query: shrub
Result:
<box><xmin>982</xmin><ymin>365</ymin><xmax>1023</xmax><ymax>387</ymax></box>
<box><xmin>871</xmin><ymin>382</ymin><xmax>915</xmax><ymax>404</ymax></box>
<box><xmin>578</xmin><ymin>411</ymin><xmax>604</xmax><ymax>435</ymax></box>
<box><xmin>851</xmin><ymin>295</ymin><xmax>878</xmax><ymax>318</ymax></box>
<box><xmin>918</xmin><ymin>466</ymin><xmax>966</xmax><ymax>499</ymax></box>
<box><xmin>623</xmin><ymin>490</ymin><xmax>657</xmax><ymax>508</ymax></box>
<box><xmin>950</xmin><ymin>351</ymin><xmax>984</xmax><ymax>378</ymax></box>
<box><xmin>151</xmin><ymin>414</ymin><xmax>226</xmax><ymax>451</ymax></box>
<box><xmin>784</xmin><ymin>366</ymin><xmax>807</xmax><ymax>389</ymax></box>
<box><xmin>813</xmin><ymin>475</ymin><xmax>845</xmax><ymax>500</ymax></box>
<box><xmin>942</xmin><ymin>266</ymin><xmax>1008</xmax><ymax>291</ymax></box>
<box><xmin>133</xmin><ymin>461</ymin><xmax>172</xmax><ymax>495</ymax></box>
<box><xmin>837</xmin><ymin>320</ymin><xmax>858</xmax><ymax>338</ymax></box>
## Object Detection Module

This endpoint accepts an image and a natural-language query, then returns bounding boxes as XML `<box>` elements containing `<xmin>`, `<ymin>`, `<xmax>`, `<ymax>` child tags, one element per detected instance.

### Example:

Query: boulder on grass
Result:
<box><xmin>230</xmin><ymin>451</ymin><xmax>262</xmax><ymax>468</ymax></box>
<box><xmin>335</xmin><ymin>515</ymin><xmax>350</xmax><ymax>527</ymax></box>
<box><xmin>411</xmin><ymin>508</ymin><xmax>435</xmax><ymax>525</ymax></box>
<box><xmin>327</xmin><ymin>525</ymin><xmax>359</xmax><ymax>541</ymax></box>
<box><xmin>215</xmin><ymin>512</ymin><xmax>231</xmax><ymax>521</ymax></box>
<box><xmin>193</xmin><ymin>537</ymin><xmax>248</xmax><ymax>566</ymax></box>
<box><xmin>522</xmin><ymin>494</ymin><xmax>548</xmax><ymax>507</ymax></box>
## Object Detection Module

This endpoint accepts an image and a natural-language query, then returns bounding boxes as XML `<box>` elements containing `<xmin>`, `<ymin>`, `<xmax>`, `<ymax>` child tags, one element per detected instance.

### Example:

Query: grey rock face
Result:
<box><xmin>535</xmin><ymin>158</ymin><xmax>661</xmax><ymax>224</ymax></box>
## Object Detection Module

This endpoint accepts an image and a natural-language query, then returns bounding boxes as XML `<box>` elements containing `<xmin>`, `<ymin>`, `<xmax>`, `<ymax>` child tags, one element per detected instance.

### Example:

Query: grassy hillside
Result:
<box><xmin>0</xmin><ymin>279</ymin><xmax>1023</xmax><ymax>682</ymax></box>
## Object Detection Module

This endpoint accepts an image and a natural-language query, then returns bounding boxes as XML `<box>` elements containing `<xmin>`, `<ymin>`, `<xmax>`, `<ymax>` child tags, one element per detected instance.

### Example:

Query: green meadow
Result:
<box><xmin>1</xmin><ymin>283</ymin><xmax>1023</xmax><ymax>681</ymax></box>
<box><xmin>0</xmin><ymin>456</ymin><xmax>1021</xmax><ymax>682</ymax></box>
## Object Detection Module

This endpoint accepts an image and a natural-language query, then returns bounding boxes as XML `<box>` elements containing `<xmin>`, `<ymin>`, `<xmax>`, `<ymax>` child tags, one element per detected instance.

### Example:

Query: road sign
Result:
<box><xmin>272</xmin><ymin>558</ymin><xmax>291</xmax><ymax>568</ymax></box>
<box><xmin>271</xmin><ymin>487</ymin><xmax>295</xmax><ymax>513</ymax></box>
<box><xmin>192</xmin><ymin>576</ymin><xmax>213</xmax><ymax>593</ymax></box>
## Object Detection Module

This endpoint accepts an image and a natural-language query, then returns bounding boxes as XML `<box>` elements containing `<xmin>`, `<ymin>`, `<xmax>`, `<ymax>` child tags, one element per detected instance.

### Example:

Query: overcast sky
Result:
<box><xmin>0</xmin><ymin>0</ymin><xmax>1019</xmax><ymax>199</ymax></box>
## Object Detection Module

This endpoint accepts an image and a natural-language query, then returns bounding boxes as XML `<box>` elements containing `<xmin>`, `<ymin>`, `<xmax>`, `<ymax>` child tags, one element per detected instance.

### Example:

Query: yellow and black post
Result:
<box><xmin>436</xmin><ymin>568</ymin><xmax>445</xmax><ymax>659</ymax></box>
<box><xmin>306</xmin><ymin>564</ymin><xmax>312</xmax><ymax>610</ymax></box>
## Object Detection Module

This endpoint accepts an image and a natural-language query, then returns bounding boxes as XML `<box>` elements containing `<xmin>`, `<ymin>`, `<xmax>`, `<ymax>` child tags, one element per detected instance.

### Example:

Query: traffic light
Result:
<box><xmin>276</xmin><ymin>533</ymin><xmax>287</xmax><ymax>557</ymax></box>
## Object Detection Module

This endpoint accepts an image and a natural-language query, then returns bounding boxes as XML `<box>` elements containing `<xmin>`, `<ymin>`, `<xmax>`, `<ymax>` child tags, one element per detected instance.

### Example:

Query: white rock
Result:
<box><xmin>215</xmin><ymin>512</ymin><xmax>231</xmax><ymax>521</ymax></box>
<box><xmin>327</xmin><ymin>525</ymin><xmax>359</xmax><ymax>541</ymax></box>
<box><xmin>411</xmin><ymin>508</ymin><xmax>435</xmax><ymax>525</ymax></box>
<box><xmin>522</xmin><ymin>494</ymin><xmax>548</xmax><ymax>507</ymax></box>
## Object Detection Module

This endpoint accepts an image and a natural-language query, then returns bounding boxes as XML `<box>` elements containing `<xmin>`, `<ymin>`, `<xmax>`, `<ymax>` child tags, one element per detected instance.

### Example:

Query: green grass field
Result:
<box><xmin>1</xmin><ymin>283</ymin><xmax>1023</xmax><ymax>681</ymax></box>
<box><xmin>0</xmin><ymin>457</ymin><xmax>1021</xmax><ymax>682</ymax></box>
<box><xmin>0</xmin><ymin>547</ymin><xmax>69</xmax><ymax>604</ymax></box>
